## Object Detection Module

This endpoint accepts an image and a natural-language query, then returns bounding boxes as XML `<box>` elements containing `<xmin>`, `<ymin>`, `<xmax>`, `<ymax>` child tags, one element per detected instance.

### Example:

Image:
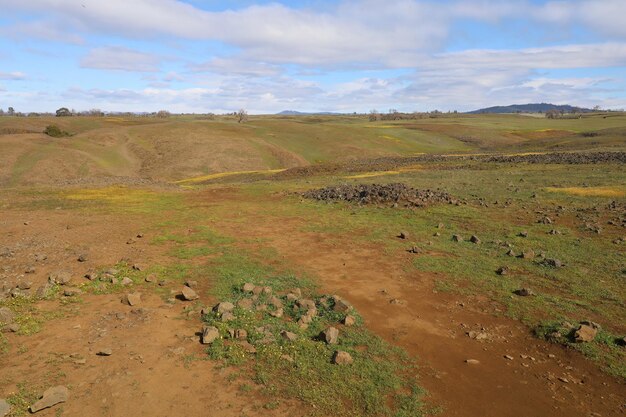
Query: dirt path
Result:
<box><xmin>212</xmin><ymin>209</ymin><xmax>625</xmax><ymax>417</ymax></box>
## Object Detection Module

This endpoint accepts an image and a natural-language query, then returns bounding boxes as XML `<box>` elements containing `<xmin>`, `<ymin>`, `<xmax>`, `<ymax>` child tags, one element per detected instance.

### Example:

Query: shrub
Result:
<box><xmin>43</xmin><ymin>125</ymin><xmax>70</xmax><ymax>138</ymax></box>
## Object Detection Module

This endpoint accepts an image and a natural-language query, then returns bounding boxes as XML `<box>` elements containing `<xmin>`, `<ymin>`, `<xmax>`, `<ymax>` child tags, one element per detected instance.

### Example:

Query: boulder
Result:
<box><xmin>514</xmin><ymin>288</ymin><xmax>535</xmax><ymax>297</ymax></box>
<box><xmin>181</xmin><ymin>286</ymin><xmax>199</xmax><ymax>301</ymax></box>
<box><xmin>242</xmin><ymin>283</ymin><xmax>255</xmax><ymax>293</ymax></box>
<box><xmin>0</xmin><ymin>307</ymin><xmax>15</xmax><ymax>326</ymax></box>
<box><xmin>201</xmin><ymin>326</ymin><xmax>219</xmax><ymax>344</ymax></box>
<box><xmin>121</xmin><ymin>277</ymin><xmax>133</xmax><ymax>286</ymax></box>
<box><xmin>322</xmin><ymin>326</ymin><xmax>339</xmax><ymax>344</ymax></box>
<box><xmin>237</xmin><ymin>298</ymin><xmax>254</xmax><ymax>310</ymax></box>
<box><xmin>332</xmin><ymin>351</ymin><xmax>353</xmax><ymax>365</ymax></box>
<box><xmin>281</xmin><ymin>330</ymin><xmax>298</xmax><ymax>341</ymax></box>
<box><xmin>343</xmin><ymin>315</ymin><xmax>356</xmax><ymax>326</ymax></box>
<box><xmin>0</xmin><ymin>399</ymin><xmax>10</xmax><ymax>417</ymax></box>
<box><xmin>29</xmin><ymin>386</ymin><xmax>69</xmax><ymax>413</ymax></box>
<box><xmin>574</xmin><ymin>324</ymin><xmax>598</xmax><ymax>343</ymax></box>
<box><xmin>398</xmin><ymin>231</ymin><xmax>409</xmax><ymax>239</ymax></box>
<box><xmin>452</xmin><ymin>234</ymin><xmax>463</xmax><ymax>242</ymax></box>
<box><xmin>214</xmin><ymin>302</ymin><xmax>235</xmax><ymax>314</ymax></box>
<box><xmin>521</xmin><ymin>249</ymin><xmax>535</xmax><ymax>259</ymax></box>
<box><xmin>122</xmin><ymin>292</ymin><xmax>142</xmax><ymax>306</ymax></box>
<box><xmin>48</xmin><ymin>271</ymin><xmax>72</xmax><ymax>285</ymax></box>
<box><xmin>470</xmin><ymin>235</ymin><xmax>481</xmax><ymax>244</ymax></box>
<box><xmin>332</xmin><ymin>297</ymin><xmax>352</xmax><ymax>313</ymax></box>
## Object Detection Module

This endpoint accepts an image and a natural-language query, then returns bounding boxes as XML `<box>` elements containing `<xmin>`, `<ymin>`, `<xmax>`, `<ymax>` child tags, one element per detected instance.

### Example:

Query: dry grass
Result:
<box><xmin>544</xmin><ymin>186</ymin><xmax>626</xmax><ymax>197</ymax></box>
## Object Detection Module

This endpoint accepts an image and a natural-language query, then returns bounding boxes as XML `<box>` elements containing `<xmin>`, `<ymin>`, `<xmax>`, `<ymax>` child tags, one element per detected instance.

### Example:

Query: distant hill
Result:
<box><xmin>467</xmin><ymin>103</ymin><xmax>593</xmax><ymax>114</ymax></box>
<box><xmin>276</xmin><ymin>110</ymin><xmax>344</xmax><ymax>116</ymax></box>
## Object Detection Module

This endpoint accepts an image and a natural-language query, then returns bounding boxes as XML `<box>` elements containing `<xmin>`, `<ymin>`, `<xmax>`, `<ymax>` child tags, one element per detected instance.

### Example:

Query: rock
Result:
<box><xmin>452</xmin><ymin>234</ymin><xmax>463</xmax><ymax>242</ymax></box>
<box><xmin>437</xmin><ymin>223</ymin><xmax>445</xmax><ymax>229</ymax></box>
<box><xmin>252</xmin><ymin>286</ymin><xmax>263</xmax><ymax>295</ymax></box>
<box><xmin>343</xmin><ymin>315</ymin><xmax>356</xmax><ymax>326</ymax></box>
<box><xmin>269</xmin><ymin>308</ymin><xmax>284</xmax><ymax>318</ymax></box>
<box><xmin>0</xmin><ymin>399</ymin><xmax>10</xmax><ymax>416</ymax></box>
<box><xmin>398</xmin><ymin>231</ymin><xmax>409</xmax><ymax>239</ymax></box>
<box><xmin>549</xmin><ymin>229</ymin><xmax>561</xmax><ymax>235</ymax></box>
<box><xmin>268</xmin><ymin>296</ymin><xmax>283</xmax><ymax>308</ymax></box>
<box><xmin>181</xmin><ymin>286</ymin><xmax>199</xmax><ymax>301</ymax></box>
<box><xmin>121</xmin><ymin>277</ymin><xmax>133</xmax><ymax>286</ymax></box>
<box><xmin>0</xmin><ymin>307</ymin><xmax>15</xmax><ymax>326</ymax></box>
<box><xmin>237</xmin><ymin>298</ymin><xmax>254</xmax><ymax>310</ymax></box>
<box><xmin>332</xmin><ymin>351</ymin><xmax>353</xmax><ymax>365</ymax></box>
<box><xmin>520</xmin><ymin>249</ymin><xmax>535</xmax><ymax>259</ymax></box>
<box><xmin>242</xmin><ymin>282</ymin><xmax>255</xmax><ymax>293</ymax></box>
<box><xmin>201</xmin><ymin>326</ymin><xmax>219</xmax><ymax>344</ymax></box>
<box><xmin>504</xmin><ymin>355</ymin><xmax>514</xmax><ymax>360</ymax></box>
<box><xmin>332</xmin><ymin>297</ymin><xmax>352</xmax><ymax>313</ymax></box>
<box><xmin>158</xmin><ymin>280</ymin><xmax>168</xmax><ymax>286</ymax></box>
<box><xmin>470</xmin><ymin>235</ymin><xmax>481</xmax><ymax>244</ymax></box>
<box><xmin>84</xmin><ymin>272</ymin><xmax>97</xmax><ymax>281</ymax></box>
<box><xmin>184</xmin><ymin>280</ymin><xmax>197</xmax><ymax>289</ymax></box>
<box><xmin>465</xmin><ymin>359</ymin><xmax>480</xmax><ymax>365</ymax></box>
<box><xmin>291</xmin><ymin>288</ymin><xmax>302</xmax><ymax>298</ymax></box>
<box><xmin>322</xmin><ymin>326</ymin><xmax>339</xmax><ymax>344</ymax></box>
<box><xmin>221</xmin><ymin>312</ymin><xmax>235</xmax><ymax>322</ymax></box>
<box><xmin>29</xmin><ymin>386</ymin><xmax>69</xmax><ymax>413</ymax></box>
<box><xmin>96</xmin><ymin>348</ymin><xmax>113</xmax><ymax>356</ymax></box>
<box><xmin>518</xmin><ymin>231</ymin><xmax>528</xmax><ymax>237</ymax></box>
<box><xmin>539</xmin><ymin>216</ymin><xmax>553</xmax><ymax>224</ymax></box>
<box><xmin>543</xmin><ymin>258</ymin><xmax>563</xmax><ymax>268</ymax></box>
<box><xmin>281</xmin><ymin>330</ymin><xmax>298</xmax><ymax>341</ymax></box>
<box><xmin>105</xmin><ymin>268</ymin><xmax>119</xmax><ymax>276</ymax></box>
<box><xmin>214</xmin><ymin>302</ymin><xmax>235</xmax><ymax>314</ymax></box>
<box><xmin>496</xmin><ymin>266</ymin><xmax>509</xmax><ymax>275</ymax></box>
<box><xmin>297</xmin><ymin>299</ymin><xmax>316</xmax><ymax>310</ymax></box>
<box><xmin>35</xmin><ymin>283</ymin><xmax>53</xmax><ymax>299</ymax></box>
<box><xmin>239</xmin><ymin>341</ymin><xmax>257</xmax><ymax>354</ymax></box>
<box><xmin>506</xmin><ymin>249</ymin><xmax>516</xmax><ymax>257</ymax></box>
<box><xmin>77</xmin><ymin>254</ymin><xmax>88</xmax><ymax>262</ymax></box>
<box><xmin>514</xmin><ymin>288</ymin><xmax>535</xmax><ymax>297</ymax></box>
<box><xmin>48</xmin><ymin>271</ymin><xmax>72</xmax><ymax>285</ymax></box>
<box><xmin>408</xmin><ymin>246</ymin><xmax>422</xmax><ymax>254</ymax></box>
<box><xmin>574</xmin><ymin>324</ymin><xmax>598</xmax><ymax>343</ymax></box>
<box><xmin>2</xmin><ymin>323</ymin><xmax>20</xmax><ymax>333</ymax></box>
<box><xmin>145</xmin><ymin>274</ymin><xmax>156</xmax><ymax>283</ymax></box>
<box><xmin>122</xmin><ymin>292</ymin><xmax>142</xmax><ymax>306</ymax></box>
<box><xmin>262</xmin><ymin>286</ymin><xmax>272</xmax><ymax>295</ymax></box>
<box><xmin>25</xmin><ymin>266</ymin><xmax>35</xmax><ymax>274</ymax></box>
<box><xmin>63</xmin><ymin>288</ymin><xmax>81</xmax><ymax>297</ymax></box>
<box><xmin>132</xmin><ymin>264</ymin><xmax>146</xmax><ymax>271</ymax></box>
<box><xmin>233</xmin><ymin>329</ymin><xmax>247</xmax><ymax>340</ymax></box>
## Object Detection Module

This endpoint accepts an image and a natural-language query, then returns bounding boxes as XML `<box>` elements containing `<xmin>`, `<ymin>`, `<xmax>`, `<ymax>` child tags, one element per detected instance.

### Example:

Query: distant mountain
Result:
<box><xmin>467</xmin><ymin>103</ymin><xmax>593</xmax><ymax>114</ymax></box>
<box><xmin>276</xmin><ymin>110</ymin><xmax>344</xmax><ymax>116</ymax></box>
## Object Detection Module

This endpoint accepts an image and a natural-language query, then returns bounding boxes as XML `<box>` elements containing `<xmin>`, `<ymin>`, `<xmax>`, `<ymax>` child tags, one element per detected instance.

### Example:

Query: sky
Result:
<box><xmin>1</xmin><ymin>0</ymin><xmax>626</xmax><ymax>114</ymax></box>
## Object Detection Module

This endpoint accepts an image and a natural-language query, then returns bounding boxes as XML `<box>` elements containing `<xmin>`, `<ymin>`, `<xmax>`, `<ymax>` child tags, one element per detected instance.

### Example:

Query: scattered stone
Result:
<box><xmin>35</xmin><ymin>283</ymin><xmax>53</xmax><ymax>299</ymax></box>
<box><xmin>239</xmin><ymin>341</ymin><xmax>257</xmax><ymax>354</ymax></box>
<box><xmin>181</xmin><ymin>286</ymin><xmax>199</xmax><ymax>301</ymax></box>
<box><xmin>158</xmin><ymin>280</ymin><xmax>168</xmax><ymax>286</ymax></box>
<box><xmin>518</xmin><ymin>231</ymin><xmax>528</xmax><ymax>237</ymax></box>
<box><xmin>145</xmin><ymin>274</ymin><xmax>156</xmax><ymax>283</ymax></box>
<box><xmin>452</xmin><ymin>234</ymin><xmax>463</xmax><ymax>242</ymax></box>
<box><xmin>77</xmin><ymin>254</ymin><xmax>88</xmax><ymax>262</ymax></box>
<box><xmin>437</xmin><ymin>223</ymin><xmax>445</xmax><ymax>229</ymax></box>
<box><xmin>332</xmin><ymin>351</ymin><xmax>353</xmax><ymax>365</ymax></box>
<box><xmin>514</xmin><ymin>288</ymin><xmax>535</xmax><ymax>297</ymax></box>
<box><xmin>343</xmin><ymin>315</ymin><xmax>356</xmax><ymax>326</ymax></box>
<box><xmin>48</xmin><ymin>271</ymin><xmax>72</xmax><ymax>285</ymax></box>
<box><xmin>281</xmin><ymin>330</ymin><xmax>298</xmax><ymax>341</ymax></box>
<box><xmin>96</xmin><ymin>348</ymin><xmax>112</xmax><ymax>356</ymax></box>
<box><xmin>233</xmin><ymin>329</ymin><xmax>247</xmax><ymax>340</ymax></box>
<box><xmin>29</xmin><ymin>386</ymin><xmax>69</xmax><ymax>413</ymax></box>
<box><xmin>269</xmin><ymin>308</ymin><xmax>284</xmax><ymax>318</ymax></box>
<box><xmin>0</xmin><ymin>307</ymin><xmax>15</xmax><ymax>326</ymax></box>
<box><xmin>0</xmin><ymin>399</ymin><xmax>10</xmax><ymax>416</ymax></box>
<box><xmin>221</xmin><ymin>312</ymin><xmax>235</xmax><ymax>322</ymax></box>
<box><xmin>408</xmin><ymin>246</ymin><xmax>422</xmax><ymax>254</ymax></box>
<box><xmin>262</xmin><ymin>286</ymin><xmax>272</xmax><ymax>295</ymax></box>
<box><xmin>84</xmin><ymin>272</ymin><xmax>97</xmax><ymax>281</ymax></box>
<box><xmin>291</xmin><ymin>288</ymin><xmax>302</xmax><ymax>298</ymax></box>
<box><xmin>322</xmin><ymin>326</ymin><xmax>339</xmax><ymax>344</ymax></box>
<box><xmin>132</xmin><ymin>264</ymin><xmax>146</xmax><ymax>271</ymax></box>
<box><xmin>252</xmin><ymin>286</ymin><xmax>263</xmax><ymax>295</ymax></box>
<box><xmin>398</xmin><ymin>231</ymin><xmax>409</xmax><ymax>239</ymax></box>
<box><xmin>470</xmin><ymin>235</ymin><xmax>481</xmax><ymax>244</ymax></box>
<box><xmin>539</xmin><ymin>216</ymin><xmax>553</xmax><ymax>224</ymax></box>
<box><xmin>543</xmin><ymin>258</ymin><xmax>563</xmax><ymax>268</ymax></box>
<box><xmin>465</xmin><ymin>359</ymin><xmax>480</xmax><ymax>365</ymax></box>
<box><xmin>237</xmin><ymin>298</ymin><xmax>254</xmax><ymax>310</ymax></box>
<box><xmin>63</xmin><ymin>288</ymin><xmax>81</xmax><ymax>297</ymax></box>
<box><xmin>136</xmin><ymin>233</ymin><xmax>144</xmax><ymax>238</ymax></box>
<box><xmin>504</xmin><ymin>355</ymin><xmax>514</xmax><ymax>360</ymax></box>
<box><xmin>496</xmin><ymin>266</ymin><xmax>509</xmax><ymax>276</ymax></box>
<box><xmin>25</xmin><ymin>266</ymin><xmax>35</xmax><ymax>274</ymax></box>
<box><xmin>467</xmin><ymin>331</ymin><xmax>488</xmax><ymax>340</ymax></box>
<box><xmin>520</xmin><ymin>249</ymin><xmax>535</xmax><ymax>259</ymax></box>
<box><xmin>17</xmin><ymin>280</ymin><xmax>32</xmax><ymax>290</ymax></box>
<box><xmin>201</xmin><ymin>326</ymin><xmax>219</xmax><ymax>344</ymax></box>
<box><xmin>2</xmin><ymin>323</ymin><xmax>20</xmax><ymax>333</ymax></box>
<box><xmin>506</xmin><ymin>249</ymin><xmax>516</xmax><ymax>257</ymax></box>
<box><xmin>121</xmin><ymin>277</ymin><xmax>133</xmax><ymax>286</ymax></box>
<box><xmin>242</xmin><ymin>282</ymin><xmax>255</xmax><ymax>293</ymax></box>
<box><xmin>104</xmin><ymin>268</ymin><xmax>119</xmax><ymax>276</ymax></box>
<box><xmin>122</xmin><ymin>292</ymin><xmax>141</xmax><ymax>306</ymax></box>
<box><xmin>214</xmin><ymin>302</ymin><xmax>235</xmax><ymax>314</ymax></box>
<box><xmin>574</xmin><ymin>324</ymin><xmax>598</xmax><ymax>343</ymax></box>
<box><xmin>126</xmin><ymin>239</ymin><xmax>136</xmax><ymax>245</ymax></box>
<box><xmin>332</xmin><ymin>296</ymin><xmax>352</xmax><ymax>313</ymax></box>
<box><xmin>549</xmin><ymin>229</ymin><xmax>561</xmax><ymax>235</ymax></box>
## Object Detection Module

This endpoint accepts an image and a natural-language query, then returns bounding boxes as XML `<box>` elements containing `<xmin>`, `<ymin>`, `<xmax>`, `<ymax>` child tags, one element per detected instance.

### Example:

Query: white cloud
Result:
<box><xmin>0</xmin><ymin>71</ymin><xmax>26</xmax><ymax>80</ymax></box>
<box><xmin>80</xmin><ymin>46</ymin><xmax>161</xmax><ymax>72</ymax></box>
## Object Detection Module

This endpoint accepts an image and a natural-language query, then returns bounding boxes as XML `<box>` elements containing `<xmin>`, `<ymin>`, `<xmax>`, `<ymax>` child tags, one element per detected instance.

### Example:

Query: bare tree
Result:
<box><xmin>237</xmin><ymin>109</ymin><xmax>248</xmax><ymax>123</ymax></box>
<box><xmin>368</xmin><ymin>109</ymin><xmax>380</xmax><ymax>122</ymax></box>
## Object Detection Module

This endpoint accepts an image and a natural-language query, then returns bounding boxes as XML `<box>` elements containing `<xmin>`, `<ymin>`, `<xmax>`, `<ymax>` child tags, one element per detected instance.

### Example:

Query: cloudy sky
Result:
<box><xmin>1</xmin><ymin>0</ymin><xmax>626</xmax><ymax>113</ymax></box>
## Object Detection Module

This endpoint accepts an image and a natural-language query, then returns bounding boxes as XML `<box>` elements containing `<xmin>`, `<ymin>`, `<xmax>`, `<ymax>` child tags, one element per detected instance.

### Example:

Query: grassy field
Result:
<box><xmin>0</xmin><ymin>113</ymin><xmax>625</xmax><ymax>416</ymax></box>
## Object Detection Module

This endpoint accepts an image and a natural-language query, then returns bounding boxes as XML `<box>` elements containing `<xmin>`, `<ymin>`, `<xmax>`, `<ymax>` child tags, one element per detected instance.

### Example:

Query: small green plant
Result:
<box><xmin>43</xmin><ymin>125</ymin><xmax>70</xmax><ymax>138</ymax></box>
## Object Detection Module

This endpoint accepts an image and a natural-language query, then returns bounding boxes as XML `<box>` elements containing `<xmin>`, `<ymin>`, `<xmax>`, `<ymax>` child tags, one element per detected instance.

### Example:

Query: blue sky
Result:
<box><xmin>1</xmin><ymin>0</ymin><xmax>626</xmax><ymax>113</ymax></box>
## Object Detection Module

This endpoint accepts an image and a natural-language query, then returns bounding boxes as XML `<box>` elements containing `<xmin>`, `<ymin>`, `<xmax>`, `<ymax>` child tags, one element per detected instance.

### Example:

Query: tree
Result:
<box><xmin>56</xmin><ymin>107</ymin><xmax>72</xmax><ymax>117</ymax></box>
<box><xmin>237</xmin><ymin>109</ymin><xmax>248</xmax><ymax>123</ymax></box>
<box><xmin>7</xmin><ymin>107</ymin><xmax>15</xmax><ymax>116</ymax></box>
<box><xmin>0</xmin><ymin>108</ymin><xmax>4</xmax><ymax>116</ymax></box>
<box><xmin>156</xmin><ymin>110</ymin><xmax>170</xmax><ymax>118</ymax></box>
<box><xmin>368</xmin><ymin>109</ymin><xmax>380</xmax><ymax>122</ymax></box>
